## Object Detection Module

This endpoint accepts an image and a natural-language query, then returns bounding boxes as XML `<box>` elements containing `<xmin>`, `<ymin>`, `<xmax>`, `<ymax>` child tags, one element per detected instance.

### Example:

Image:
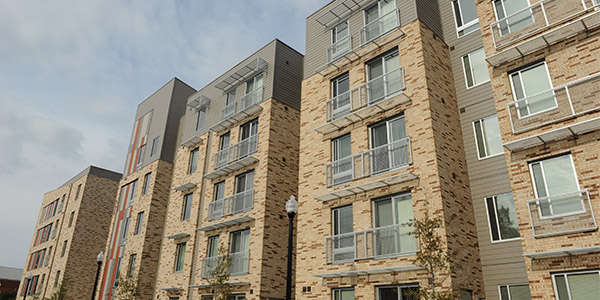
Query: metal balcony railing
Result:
<box><xmin>360</xmin><ymin>9</ymin><xmax>400</xmax><ymax>45</ymax></box>
<box><xmin>491</xmin><ymin>0</ymin><xmax>599</xmax><ymax>49</ymax></box>
<box><xmin>240</xmin><ymin>87</ymin><xmax>264</xmax><ymax>112</ymax></box>
<box><xmin>327</xmin><ymin>36</ymin><xmax>352</xmax><ymax>64</ymax></box>
<box><xmin>325</xmin><ymin>67</ymin><xmax>406</xmax><ymax>123</ymax></box>
<box><xmin>527</xmin><ymin>190</ymin><xmax>598</xmax><ymax>238</ymax></box>
<box><xmin>507</xmin><ymin>72</ymin><xmax>600</xmax><ymax>133</ymax></box>
<box><xmin>221</xmin><ymin>102</ymin><xmax>236</xmax><ymax>120</ymax></box>
<box><xmin>325</xmin><ymin>223</ymin><xmax>418</xmax><ymax>264</ymax></box>
<box><xmin>207</xmin><ymin>189</ymin><xmax>254</xmax><ymax>221</ymax></box>
<box><xmin>326</xmin><ymin>138</ymin><xmax>411</xmax><ymax>187</ymax></box>
<box><xmin>201</xmin><ymin>250</ymin><xmax>250</xmax><ymax>279</ymax></box>
<box><xmin>213</xmin><ymin>135</ymin><xmax>259</xmax><ymax>170</ymax></box>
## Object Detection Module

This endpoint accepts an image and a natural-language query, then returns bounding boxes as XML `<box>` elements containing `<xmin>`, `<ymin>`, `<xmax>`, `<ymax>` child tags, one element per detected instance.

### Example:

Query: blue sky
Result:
<box><xmin>0</xmin><ymin>0</ymin><xmax>327</xmax><ymax>269</ymax></box>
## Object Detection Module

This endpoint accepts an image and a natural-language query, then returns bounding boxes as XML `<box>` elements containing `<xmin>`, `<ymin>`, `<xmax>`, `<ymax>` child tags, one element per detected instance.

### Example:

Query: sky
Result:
<box><xmin>0</xmin><ymin>0</ymin><xmax>327</xmax><ymax>269</ymax></box>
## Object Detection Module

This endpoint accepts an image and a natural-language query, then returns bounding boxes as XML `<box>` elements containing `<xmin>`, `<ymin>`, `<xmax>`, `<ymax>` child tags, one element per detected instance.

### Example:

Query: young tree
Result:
<box><xmin>114</xmin><ymin>273</ymin><xmax>139</xmax><ymax>300</ymax></box>
<box><xmin>408</xmin><ymin>205</ymin><xmax>459</xmax><ymax>300</ymax></box>
<box><xmin>205</xmin><ymin>246</ymin><xmax>232</xmax><ymax>300</ymax></box>
<box><xmin>44</xmin><ymin>281</ymin><xmax>67</xmax><ymax>300</ymax></box>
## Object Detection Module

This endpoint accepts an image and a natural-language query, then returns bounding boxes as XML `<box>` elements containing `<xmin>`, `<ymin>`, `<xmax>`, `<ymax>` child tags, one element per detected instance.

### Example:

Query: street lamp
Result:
<box><xmin>23</xmin><ymin>272</ymin><xmax>33</xmax><ymax>300</ymax></box>
<box><xmin>285</xmin><ymin>195</ymin><xmax>298</xmax><ymax>300</ymax></box>
<box><xmin>91</xmin><ymin>251</ymin><xmax>104</xmax><ymax>300</ymax></box>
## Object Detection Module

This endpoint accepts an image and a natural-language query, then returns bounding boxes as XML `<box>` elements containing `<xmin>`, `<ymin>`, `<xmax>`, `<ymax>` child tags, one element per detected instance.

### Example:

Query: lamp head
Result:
<box><xmin>27</xmin><ymin>272</ymin><xmax>33</xmax><ymax>280</ymax></box>
<box><xmin>286</xmin><ymin>195</ymin><xmax>298</xmax><ymax>215</ymax></box>
<box><xmin>97</xmin><ymin>251</ymin><xmax>104</xmax><ymax>263</ymax></box>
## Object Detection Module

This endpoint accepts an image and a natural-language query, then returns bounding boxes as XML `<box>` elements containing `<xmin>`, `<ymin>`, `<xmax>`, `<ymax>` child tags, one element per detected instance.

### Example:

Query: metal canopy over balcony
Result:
<box><xmin>503</xmin><ymin>117</ymin><xmax>600</xmax><ymax>151</ymax></box>
<box><xmin>205</xmin><ymin>135</ymin><xmax>259</xmax><ymax>179</ymax></box>
<box><xmin>209</xmin><ymin>102</ymin><xmax>263</xmax><ymax>133</ymax></box>
<box><xmin>314</xmin><ymin>172</ymin><xmax>418</xmax><ymax>202</ymax></box>
<box><xmin>315</xmin><ymin>67</ymin><xmax>409</xmax><ymax>135</ymax></box>
<box><xmin>215</xmin><ymin>58</ymin><xmax>268</xmax><ymax>91</ymax></box>
<box><xmin>187</xmin><ymin>95</ymin><xmax>210</xmax><ymax>109</ymax></box>
<box><xmin>159</xmin><ymin>287</ymin><xmax>183</xmax><ymax>292</ymax></box>
<box><xmin>181</xmin><ymin>134</ymin><xmax>203</xmax><ymax>147</ymax></box>
<box><xmin>197</xmin><ymin>216</ymin><xmax>254</xmax><ymax>232</ymax></box>
<box><xmin>173</xmin><ymin>182</ymin><xmax>196</xmax><ymax>192</ymax></box>
<box><xmin>313</xmin><ymin>265</ymin><xmax>423</xmax><ymax>278</ymax></box>
<box><xmin>527</xmin><ymin>190</ymin><xmax>597</xmax><ymax>238</ymax></box>
<box><xmin>487</xmin><ymin>8</ymin><xmax>600</xmax><ymax>66</ymax></box>
<box><xmin>314</xmin><ymin>0</ymin><xmax>375</xmax><ymax>28</ymax></box>
<box><xmin>191</xmin><ymin>282</ymin><xmax>250</xmax><ymax>289</ymax></box>
<box><xmin>523</xmin><ymin>246</ymin><xmax>600</xmax><ymax>259</ymax></box>
<box><xmin>204</xmin><ymin>156</ymin><xmax>259</xmax><ymax>179</ymax></box>
<box><xmin>167</xmin><ymin>233</ymin><xmax>190</xmax><ymax>239</ymax></box>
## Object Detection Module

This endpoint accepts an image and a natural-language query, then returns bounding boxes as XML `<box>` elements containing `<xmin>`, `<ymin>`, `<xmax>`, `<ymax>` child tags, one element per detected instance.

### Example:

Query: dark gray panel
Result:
<box><xmin>161</xmin><ymin>79</ymin><xmax>197</xmax><ymax>163</ymax></box>
<box><xmin>415</xmin><ymin>0</ymin><xmax>444</xmax><ymax>39</ymax></box>
<box><xmin>273</xmin><ymin>40</ymin><xmax>304</xmax><ymax>110</ymax></box>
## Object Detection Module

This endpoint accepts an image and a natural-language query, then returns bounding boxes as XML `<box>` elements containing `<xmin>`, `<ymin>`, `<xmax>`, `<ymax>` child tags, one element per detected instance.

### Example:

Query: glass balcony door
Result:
<box><xmin>332</xmin><ymin>205</ymin><xmax>354</xmax><ymax>262</ymax></box>
<box><xmin>239</xmin><ymin>119</ymin><xmax>258</xmax><ymax>159</ymax></box>
<box><xmin>366</xmin><ymin>50</ymin><xmax>401</xmax><ymax>103</ymax></box>
<box><xmin>493</xmin><ymin>0</ymin><xmax>534</xmax><ymax>36</ymax></box>
<box><xmin>510</xmin><ymin>62</ymin><xmax>556</xmax><ymax>118</ymax></box>
<box><xmin>370</xmin><ymin>115</ymin><xmax>406</xmax><ymax>174</ymax></box>
<box><xmin>234</xmin><ymin>171</ymin><xmax>254</xmax><ymax>214</ymax></box>
<box><xmin>373</xmin><ymin>193</ymin><xmax>416</xmax><ymax>256</ymax></box>
<box><xmin>332</xmin><ymin>134</ymin><xmax>352</xmax><ymax>185</ymax></box>
<box><xmin>363</xmin><ymin>0</ymin><xmax>397</xmax><ymax>42</ymax></box>
<box><xmin>331</xmin><ymin>73</ymin><xmax>351</xmax><ymax>120</ymax></box>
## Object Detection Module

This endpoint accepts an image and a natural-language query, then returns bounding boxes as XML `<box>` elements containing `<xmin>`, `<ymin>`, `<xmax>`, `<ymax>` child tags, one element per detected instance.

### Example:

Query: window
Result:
<box><xmin>113</xmin><ymin>258</ymin><xmax>122</xmax><ymax>287</ymax></box>
<box><xmin>553</xmin><ymin>270</ymin><xmax>600</xmax><ymax>300</ymax></box>
<box><xmin>230</xmin><ymin>229</ymin><xmax>250</xmax><ymax>256</ymax></box>
<box><xmin>214</xmin><ymin>181</ymin><xmax>225</xmax><ymax>201</ymax></box>
<box><xmin>151</xmin><ymin>136</ymin><xmax>160</xmax><ymax>157</ymax></box>
<box><xmin>170</xmin><ymin>298</ymin><xmax>180</xmax><ymax>300</ymax></box>
<box><xmin>182</xmin><ymin>193</ymin><xmax>193</xmax><ymax>221</ymax></box>
<box><xmin>377</xmin><ymin>285</ymin><xmax>419</xmax><ymax>300</ymax></box>
<box><xmin>370</xmin><ymin>115</ymin><xmax>408</xmax><ymax>173</ymax></box>
<box><xmin>333</xmin><ymin>288</ymin><xmax>355</xmax><ymax>300</ymax></box>
<box><xmin>462</xmin><ymin>48</ymin><xmax>490</xmax><ymax>88</ymax></box>
<box><xmin>224</xmin><ymin>90</ymin><xmax>236</xmax><ymax>118</ymax></box>
<box><xmin>54</xmin><ymin>271</ymin><xmax>60</xmax><ymax>287</ymax></box>
<box><xmin>175</xmin><ymin>242</ymin><xmax>186</xmax><ymax>272</ymax></box>
<box><xmin>373</xmin><ymin>193</ymin><xmax>416</xmax><ymax>255</ymax></box>
<box><xmin>75</xmin><ymin>184</ymin><xmax>82</xmax><ymax>199</ymax></box>
<box><xmin>493</xmin><ymin>0</ymin><xmax>534</xmax><ymax>36</ymax></box>
<box><xmin>473</xmin><ymin>115</ymin><xmax>503</xmax><ymax>159</ymax></box>
<box><xmin>331</xmin><ymin>134</ymin><xmax>352</xmax><ymax>185</ymax></box>
<box><xmin>510</xmin><ymin>62</ymin><xmax>555</xmax><ymax>118</ymax></box>
<box><xmin>332</xmin><ymin>205</ymin><xmax>353</xmax><ymax>262</ymax></box>
<box><xmin>245</xmin><ymin>73</ymin><xmax>263</xmax><ymax>101</ymax></box>
<box><xmin>485</xmin><ymin>193</ymin><xmax>520</xmax><ymax>242</ymax></box>
<box><xmin>452</xmin><ymin>0</ymin><xmax>480</xmax><ymax>37</ymax></box>
<box><xmin>363</xmin><ymin>0</ymin><xmax>397</xmax><ymax>43</ymax></box>
<box><xmin>499</xmin><ymin>284</ymin><xmax>531</xmax><ymax>300</ymax></box>
<box><xmin>189</xmin><ymin>148</ymin><xmax>199</xmax><ymax>174</ymax></box>
<box><xmin>61</xmin><ymin>240</ymin><xmax>68</xmax><ymax>257</ymax></box>
<box><xmin>220</xmin><ymin>132</ymin><xmax>230</xmax><ymax>150</ymax></box>
<box><xmin>128</xmin><ymin>254</ymin><xmax>137</xmax><ymax>277</ymax></box>
<box><xmin>208</xmin><ymin>235</ymin><xmax>220</xmax><ymax>257</ymax></box>
<box><xmin>366</xmin><ymin>50</ymin><xmax>401</xmax><ymax>103</ymax></box>
<box><xmin>530</xmin><ymin>154</ymin><xmax>582</xmax><ymax>217</ymax></box>
<box><xmin>330</xmin><ymin>21</ymin><xmax>350</xmax><ymax>59</ymax></box>
<box><xmin>136</xmin><ymin>144</ymin><xmax>146</xmax><ymax>167</ymax></box>
<box><xmin>235</xmin><ymin>171</ymin><xmax>254</xmax><ymax>195</ymax></box>
<box><xmin>331</xmin><ymin>73</ymin><xmax>350</xmax><ymax>120</ymax></box>
<box><xmin>68</xmin><ymin>211</ymin><xmax>74</xmax><ymax>228</ymax></box>
<box><xmin>196</xmin><ymin>107</ymin><xmax>207</xmax><ymax>130</ymax></box>
<box><xmin>240</xmin><ymin>118</ymin><xmax>258</xmax><ymax>141</ymax></box>
<box><xmin>134</xmin><ymin>211</ymin><xmax>144</xmax><ymax>235</ymax></box>
<box><xmin>216</xmin><ymin>132</ymin><xmax>231</xmax><ymax>168</ymax></box>
<box><xmin>460</xmin><ymin>290</ymin><xmax>473</xmax><ymax>300</ymax></box>
<box><xmin>123</xmin><ymin>180</ymin><xmax>138</xmax><ymax>207</ymax></box>
<box><xmin>226</xmin><ymin>295</ymin><xmax>245</xmax><ymax>300</ymax></box>
<box><xmin>142</xmin><ymin>172</ymin><xmax>151</xmax><ymax>194</ymax></box>
<box><xmin>233</xmin><ymin>171</ymin><xmax>254</xmax><ymax>213</ymax></box>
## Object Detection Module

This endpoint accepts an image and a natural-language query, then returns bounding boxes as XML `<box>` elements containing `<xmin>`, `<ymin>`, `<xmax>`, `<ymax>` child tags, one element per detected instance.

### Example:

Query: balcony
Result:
<box><xmin>205</xmin><ymin>135</ymin><xmax>259</xmax><ymax>179</ymax></box>
<box><xmin>327</xmin><ymin>36</ymin><xmax>352</xmax><ymax>64</ymax></box>
<box><xmin>487</xmin><ymin>0</ymin><xmax>600</xmax><ymax>66</ymax></box>
<box><xmin>360</xmin><ymin>9</ymin><xmax>400</xmax><ymax>45</ymax></box>
<box><xmin>527</xmin><ymin>190</ymin><xmax>598</xmax><ymax>238</ymax></box>
<box><xmin>325</xmin><ymin>223</ymin><xmax>418</xmax><ymax>264</ymax></box>
<box><xmin>207</xmin><ymin>189</ymin><xmax>254</xmax><ymax>221</ymax></box>
<box><xmin>507</xmin><ymin>72</ymin><xmax>600</xmax><ymax>134</ymax></box>
<box><xmin>201</xmin><ymin>250</ymin><xmax>249</xmax><ymax>279</ymax></box>
<box><xmin>210</xmin><ymin>87</ymin><xmax>265</xmax><ymax>133</ymax></box>
<box><xmin>315</xmin><ymin>67</ymin><xmax>409</xmax><ymax>135</ymax></box>
<box><xmin>326</xmin><ymin>138</ymin><xmax>411</xmax><ymax>187</ymax></box>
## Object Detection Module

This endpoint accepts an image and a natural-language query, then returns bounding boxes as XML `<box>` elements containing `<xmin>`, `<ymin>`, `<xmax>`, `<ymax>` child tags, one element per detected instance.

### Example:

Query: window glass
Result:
<box><xmin>230</xmin><ymin>229</ymin><xmax>250</xmax><ymax>253</ymax></box>
<box><xmin>554</xmin><ymin>271</ymin><xmax>600</xmax><ymax>300</ymax></box>
<box><xmin>370</xmin><ymin>115</ymin><xmax>407</xmax><ymax>173</ymax></box>
<box><xmin>331</xmin><ymin>134</ymin><xmax>352</xmax><ymax>185</ymax></box>
<box><xmin>175</xmin><ymin>242</ymin><xmax>186</xmax><ymax>272</ymax></box>
<box><xmin>473</xmin><ymin>115</ymin><xmax>503</xmax><ymax>159</ymax></box>
<box><xmin>189</xmin><ymin>148</ymin><xmax>199</xmax><ymax>173</ymax></box>
<box><xmin>208</xmin><ymin>236</ymin><xmax>220</xmax><ymax>257</ymax></box>
<box><xmin>453</xmin><ymin>0</ymin><xmax>480</xmax><ymax>37</ymax></box>
<box><xmin>332</xmin><ymin>205</ymin><xmax>354</xmax><ymax>261</ymax></box>
<box><xmin>510</xmin><ymin>62</ymin><xmax>555</xmax><ymax>117</ymax></box>
<box><xmin>486</xmin><ymin>193</ymin><xmax>520</xmax><ymax>241</ymax></box>
<box><xmin>136</xmin><ymin>144</ymin><xmax>146</xmax><ymax>167</ymax></box>
<box><xmin>236</xmin><ymin>171</ymin><xmax>254</xmax><ymax>194</ymax></box>
<box><xmin>463</xmin><ymin>48</ymin><xmax>490</xmax><ymax>88</ymax></box>
<box><xmin>366</xmin><ymin>50</ymin><xmax>401</xmax><ymax>103</ymax></box>
<box><xmin>331</xmin><ymin>73</ymin><xmax>351</xmax><ymax>120</ymax></box>
<box><xmin>128</xmin><ymin>254</ymin><xmax>136</xmax><ymax>277</ymax></box>
<box><xmin>151</xmin><ymin>136</ymin><xmax>160</xmax><ymax>157</ymax></box>
<box><xmin>530</xmin><ymin>155</ymin><xmax>582</xmax><ymax>216</ymax></box>
<box><xmin>377</xmin><ymin>285</ymin><xmax>419</xmax><ymax>300</ymax></box>
<box><xmin>142</xmin><ymin>172</ymin><xmax>151</xmax><ymax>194</ymax></box>
<box><xmin>240</xmin><ymin>119</ymin><xmax>258</xmax><ymax>140</ymax></box>
<box><xmin>373</xmin><ymin>193</ymin><xmax>415</xmax><ymax>255</ymax></box>
<box><xmin>493</xmin><ymin>0</ymin><xmax>533</xmax><ymax>35</ymax></box>
<box><xmin>214</xmin><ymin>181</ymin><xmax>225</xmax><ymax>200</ymax></box>
<box><xmin>182</xmin><ymin>193</ymin><xmax>193</xmax><ymax>221</ymax></box>
<box><xmin>220</xmin><ymin>132</ymin><xmax>230</xmax><ymax>151</ymax></box>
<box><xmin>135</xmin><ymin>211</ymin><xmax>144</xmax><ymax>235</ymax></box>
<box><xmin>333</xmin><ymin>288</ymin><xmax>355</xmax><ymax>300</ymax></box>
<box><xmin>196</xmin><ymin>107</ymin><xmax>206</xmax><ymax>131</ymax></box>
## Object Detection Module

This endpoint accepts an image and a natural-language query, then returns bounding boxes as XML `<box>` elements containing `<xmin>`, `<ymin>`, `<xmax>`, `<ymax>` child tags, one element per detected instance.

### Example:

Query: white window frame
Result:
<box><xmin>462</xmin><ymin>48</ymin><xmax>490</xmax><ymax>89</ymax></box>
<box><xmin>331</xmin><ymin>21</ymin><xmax>349</xmax><ymax>45</ymax></box>
<box><xmin>451</xmin><ymin>0</ymin><xmax>480</xmax><ymax>38</ymax></box>
<box><xmin>196</xmin><ymin>107</ymin><xmax>207</xmax><ymax>131</ymax></box>
<box><xmin>498</xmin><ymin>283</ymin><xmax>531</xmax><ymax>300</ymax></box>
<box><xmin>333</xmin><ymin>287</ymin><xmax>355</xmax><ymax>300</ymax></box>
<box><xmin>509</xmin><ymin>61</ymin><xmax>556</xmax><ymax>119</ymax></box>
<box><xmin>363</xmin><ymin>0</ymin><xmax>396</xmax><ymax>26</ymax></box>
<box><xmin>484</xmin><ymin>193</ymin><xmax>521</xmax><ymax>243</ymax></box>
<box><xmin>376</xmin><ymin>284</ymin><xmax>419</xmax><ymax>300</ymax></box>
<box><xmin>552</xmin><ymin>270</ymin><xmax>600</xmax><ymax>300</ymax></box>
<box><xmin>142</xmin><ymin>172</ymin><xmax>151</xmax><ymax>194</ymax></box>
<box><xmin>529</xmin><ymin>154</ymin><xmax>584</xmax><ymax>219</ymax></box>
<box><xmin>189</xmin><ymin>148</ymin><xmax>199</xmax><ymax>174</ymax></box>
<box><xmin>492</xmin><ymin>0</ymin><xmax>533</xmax><ymax>37</ymax></box>
<box><xmin>134</xmin><ymin>211</ymin><xmax>144</xmax><ymax>235</ymax></box>
<box><xmin>472</xmin><ymin>115</ymin><xmax>504</xmax><ymax>160</ymax></box>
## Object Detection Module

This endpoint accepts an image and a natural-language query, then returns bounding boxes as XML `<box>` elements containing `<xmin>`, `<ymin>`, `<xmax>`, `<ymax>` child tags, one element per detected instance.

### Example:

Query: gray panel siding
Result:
<box><xmin>272</xmin><ymin>40</ymin><xmax>304</xmax><ymax>111</ymax></box>
<box><xmin>437</xmin><ymin>0</ymin><xmax>528</xmax><ymax>297</ymax></box>
<box><xmin>415</xmin><ymin>0</ymin><xmax>444</xmax><ymax>39</ymax></box>
<box><xmin>161</xmin><ymin>79</ymin><xmax>197</xmax><ymax>163</ymax></box>
<box><xmin>304</xmin><ymin>0</ymin><xmax>419</xmax><ymax>79</ymax></box>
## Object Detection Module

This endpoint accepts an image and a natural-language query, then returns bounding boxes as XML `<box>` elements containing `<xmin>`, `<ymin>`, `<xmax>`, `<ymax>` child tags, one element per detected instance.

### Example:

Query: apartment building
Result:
<box><xmin>153</xmin><ymin>39</ymin><xmax>303</xmax><ymax>300</ymax></box>
<box><xmin>97</xmin><ymin>78</ymin><xmax>196</xmax><ymax>300</ymax></box>
<box><xmin>475</xmin><ymin>0</ymin><xmax>600</xmax><ymax>298</ymax></box>
<box><xmin>297</xmin><ymin>1</ymin><xmax>485</xmax><ymax>299</ymax></box>
<box><xmin>17</xmin><ymin>166</ymin><xmax>121</xmax><ymax>300</ymax></box>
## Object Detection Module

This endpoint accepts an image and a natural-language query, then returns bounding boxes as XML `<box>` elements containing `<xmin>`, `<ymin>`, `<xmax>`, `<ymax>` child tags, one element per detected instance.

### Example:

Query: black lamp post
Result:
<box><xmin>23</xmin><ymin>272</ymin><xmax>32</xmax><ymax>300</ymax></box>
<box><xmin>91</xmin><ymin>251</ymin><xmax>104</xmax><ymax>300</ymax></box>
<box><xmin>285</xmin><ymin>195</ymin><xmax>298</xmax><ymax>300</ymax></box>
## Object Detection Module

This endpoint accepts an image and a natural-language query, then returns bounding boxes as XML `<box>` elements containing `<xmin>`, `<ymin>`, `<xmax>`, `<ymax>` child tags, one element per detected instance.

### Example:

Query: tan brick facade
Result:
<box><xmin>18</xmin><ymin>167</ymin><xmax>120</xmax><ymax>300</ymax></box>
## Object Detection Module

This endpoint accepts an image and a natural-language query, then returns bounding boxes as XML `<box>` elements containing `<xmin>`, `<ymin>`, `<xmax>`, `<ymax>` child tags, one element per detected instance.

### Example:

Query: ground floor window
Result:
<box><xmin>333</xmin><ymin>287</ymin><xmax>354</xmax><ymax>300</ymax></box>
<box><xmin>377</xmin><ymin>285</ymin><xmax>419</xmax><ymax>300</ymax></box>
<box><xmin>499</xmin><ymin>283</ymin><xmax>531</xmax><ymax>300</ymax></box>
<box><xmin>553</xmin><ymin>270</ymin><xmax>600</xmax><ymax>300</ymax></box>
